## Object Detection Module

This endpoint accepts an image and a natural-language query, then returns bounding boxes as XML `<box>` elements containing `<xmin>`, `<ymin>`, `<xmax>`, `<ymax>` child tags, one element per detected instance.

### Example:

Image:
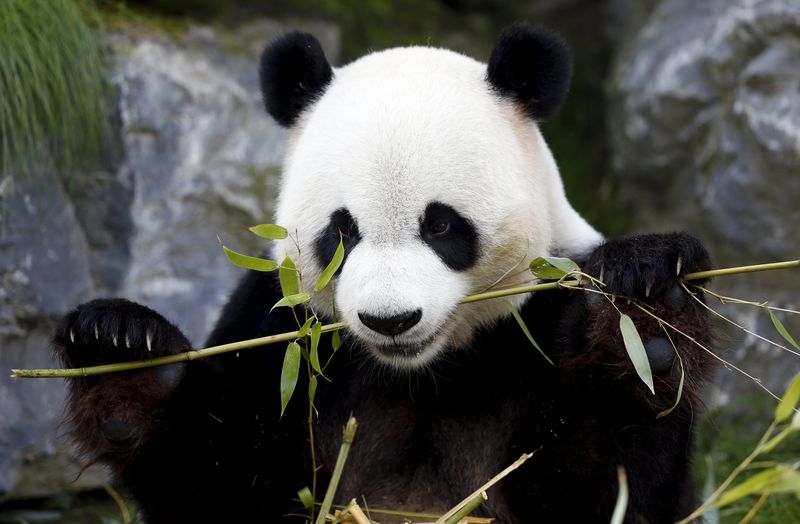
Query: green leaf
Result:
<box><xmin>769</xmin><ymin>311</ymin><xmax>800</xmax><ymax>351</ymax></box>
<box><xmin>712</xmin><ymin>468</ymin><xmax>800</xmax><ymax>509</ymax></box>
<box><xmin>543</xmin><ymin>256</ymin><xmax>581</xmax><ymax>274</ymax></box>
<box><xmin>759</xmin><ymin>426</ymin><xmax>795</xmax><ymax>454</ymax></box>
<box><xmin>332</xmin><ymin>329</ymin><xmax>341</xmax><ymax>351</ymax></box>
<box><xmin>308</xmin><ymin>375</ymin><xmax>318</xmax><ymax>405</ymax></box>
<box><xmin>767</xmin><ymin>468</ymin><xmax>800</xmax><ymax>494</ymax></box>
<box><xmin>297</xmin><ymin>486</ymin><xmax>314</xmax><ymax>508</ymax></box>
<box><xmin>271</xmin><ymin>293</ymin><xmax>311</xmax><ymax>311</ymax></box>
<box><xmin>279</xmin><ymin>256</ymin><xmax>299</xmax><ymax>297</ymax></box>
<box><xmin>296</xmin><ymin>316</ymin><xmax>315</xmax><ymax>339</ymax></box>
<box><xmin>657</xmin><ymin>348</ymin><xmax>684</xmax><ymax>418</ymax></box>
<box><xmin>529</xmin><ymin>257</ymin><xmax>567</xmax><ymax>280</ymax></box>
<box><xmin>279</xmin><ymin>342</ymin><xmax>301</xmax><ymax>417</ymax></box>
<box><xmin>619</xmin><ymin>314</ymin><xmax>655</xmax><ymax>395</ymax></box>
<box><xmin>529</xmin><ymin>256</ymin><xmax>580</xmax><ymax>280</ymax></box>
<box><xmin>223</xmin><ymin>246</ymin><xmax>278</xmax><ymax>272</ymax></box>
<box><xmin>715</xmin><ymin>469</ymin><xmax>782</xmax><ymax>509</ymax></box>
<box><xmin>248</xmin><ymin>224</ymin><xmax>288</xmax><ymax>240</ymax></box>
<box><xmin>610</xmin><ymin>467</ymin><xmax>628</xmax><ymax>524</ymax></box>
<box><xmin>314</xmin><ymin>238</ymin><xmax>345</xmax><ymax>292</ymax></box>
<box><xmin>775</xmin><ymin>372</ymin><xmax>800</xmax><ymax>423</ymax></box>
<box><xmin>310</xmin><ymin>322</ymin><xmax>322</xmax><ymax>373</ymax></box>
<box><xmin>504</xmin><ymin>301</ymin><xmax>554</xmax><ymax>366</ymax></box>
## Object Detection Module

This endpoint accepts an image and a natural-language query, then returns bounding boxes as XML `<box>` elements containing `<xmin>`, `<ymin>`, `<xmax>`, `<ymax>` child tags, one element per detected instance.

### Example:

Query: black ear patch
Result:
<box><xmin>259</xmin><ymin>32</ymin><xmax>333</xmax><ymax>127</ymax></box>
<box><xmin>486</xmin><ymin>24</ymin><xmax>572</xmax><ymax>120</ymax></box>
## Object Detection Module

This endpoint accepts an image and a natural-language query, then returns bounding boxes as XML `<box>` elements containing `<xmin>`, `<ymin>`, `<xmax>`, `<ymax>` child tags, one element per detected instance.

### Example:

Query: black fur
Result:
<box><xmin>419</xmin><ymin>202</ymin><xmax>479</xmax><ymax>271</ymax></box>
<box><xmin>259</xmin><ymin>32</ymin><xmax>333</xmax><ymax>127</ymax></box>
<box><xmin>54</xmin><ymin>233</ymin><xmax>714</xmax><ymax>523</ymax></box>
<box><xmin>314</xmin><ymin>208</ymin><xmax>362</xmax><ymax>271</ymax></box>
<box><xmin>486</xmin><ymin>23</ymin><xmax>572</xmax><ymax>120</ymax></box>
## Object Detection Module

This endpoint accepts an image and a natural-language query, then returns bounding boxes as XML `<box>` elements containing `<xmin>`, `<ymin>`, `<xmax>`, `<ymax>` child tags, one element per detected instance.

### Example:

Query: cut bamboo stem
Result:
<box><xmin>10</xmin><ymin>259</ymin><xmax>799</xmax><ymax>379</ymax></box>
<box><xmin>315</xmin><ymin>417</ymin><xmax>357</xmax><ymax>524</ymax></box>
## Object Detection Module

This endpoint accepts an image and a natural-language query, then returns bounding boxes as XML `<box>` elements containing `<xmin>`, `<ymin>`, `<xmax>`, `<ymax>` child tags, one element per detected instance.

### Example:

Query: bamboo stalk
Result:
<box><xmin>442</xmin><ymin>492</ymin><xmax>487</xmax><ymax>524</ymax></box>
<box><xmin>10</xmin><ymin>323</ymin><xmax>344</xmax><ymax>378</ymax></box>
<box><xmin>10</xmin><ymin>259</ymin><xmax>798</xmax><ymax>379</ymax></box>
<box><xmin>315</xmin><ymin>417</ymin><xmax>358</xmax><ymax>524</ymax></box>
<box><xmin>434</xmin><ymin>452</ymin><xmax>533</xmax><ymax>524</ymax></box>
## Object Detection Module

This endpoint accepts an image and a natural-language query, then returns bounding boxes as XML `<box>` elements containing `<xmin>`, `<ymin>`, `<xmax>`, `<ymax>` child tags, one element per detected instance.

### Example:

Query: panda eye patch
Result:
<box><xmin>420</xmin><ymin>202</ymin><xmax>478</xmax><ymax>271</ymax></box>
<box><xmin>314</xmin><ymin>208</ymin><xmax>361</xmax><ymax>272</ymax></box>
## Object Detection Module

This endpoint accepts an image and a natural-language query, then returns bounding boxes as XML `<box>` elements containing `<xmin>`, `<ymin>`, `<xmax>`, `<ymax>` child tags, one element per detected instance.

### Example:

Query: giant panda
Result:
<box><xmin>54</xmin><ymin>24</ymin><xmax>714</xmax><ymax>523</ymax></box>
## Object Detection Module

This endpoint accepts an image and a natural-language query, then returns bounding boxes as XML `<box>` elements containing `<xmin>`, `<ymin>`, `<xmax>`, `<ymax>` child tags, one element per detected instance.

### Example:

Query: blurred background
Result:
<box><xmin>0</xmin><ymin>0</ymin><xmax>798</xmax><ymax>522</ymax></box>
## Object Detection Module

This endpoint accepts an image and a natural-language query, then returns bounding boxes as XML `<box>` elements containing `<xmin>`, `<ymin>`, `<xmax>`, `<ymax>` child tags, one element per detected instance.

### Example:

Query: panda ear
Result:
<box><xmin>486</xmin><ymin>24</ymin><xmax>572</xmax><ymax>120</ymax></box>
<box><xmin>259</xmin><ymin>32</ymin><xmax>333</xmax><ymax>127</ymax></box>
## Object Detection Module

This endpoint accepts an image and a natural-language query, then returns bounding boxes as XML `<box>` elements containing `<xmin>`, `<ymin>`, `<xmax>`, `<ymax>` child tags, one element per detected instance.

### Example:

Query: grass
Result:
<box><xmin>0</xmin><ymin>0</ymin><xmax>109</xmax><ymax>181</ymax></box>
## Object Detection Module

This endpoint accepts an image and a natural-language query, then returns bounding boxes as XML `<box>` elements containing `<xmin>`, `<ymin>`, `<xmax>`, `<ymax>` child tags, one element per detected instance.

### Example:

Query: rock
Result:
<box><xmin>607</xmin><ymin>0</ymin><xmax>800</xmax><ymax>409</ymax></box>
<box><xmin>0</xmin><ymin>19</ymin><xmax>339</xmax><ymax>499</ymax></box>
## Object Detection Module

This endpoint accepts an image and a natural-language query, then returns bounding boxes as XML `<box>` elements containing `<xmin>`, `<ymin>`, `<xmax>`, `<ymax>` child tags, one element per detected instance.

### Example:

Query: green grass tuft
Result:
<box><xmin>0</xmin><ymin>0</ymin><xmax>109</xmax><ymax>180</ymax></box>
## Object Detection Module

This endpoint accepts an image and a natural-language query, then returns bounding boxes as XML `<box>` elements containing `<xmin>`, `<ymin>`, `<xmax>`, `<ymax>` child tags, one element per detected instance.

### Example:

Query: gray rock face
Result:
<box><xmin>608</xmin><ymin>0</ymin><xmax>800</xmax><ymax>405</ymax></box>
<box><xmin>0</xmin><ymin>20</ymin><xmax>338</xmax><ymax>498</ymax></box>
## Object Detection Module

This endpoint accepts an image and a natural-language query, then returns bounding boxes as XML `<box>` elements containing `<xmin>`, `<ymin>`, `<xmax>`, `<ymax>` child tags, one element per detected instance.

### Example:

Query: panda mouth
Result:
<box><xmin>372</xmin><ymin>333</ymin><xmax>440</xmax><ymax>359</ymax></box>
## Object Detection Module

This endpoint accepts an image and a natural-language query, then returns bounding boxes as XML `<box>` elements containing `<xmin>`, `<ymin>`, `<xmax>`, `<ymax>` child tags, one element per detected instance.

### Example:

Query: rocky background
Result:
<box><xmin>0</xmin><ymin>0</ymin><xmax>798</xmax><ymax>513</ymax></box>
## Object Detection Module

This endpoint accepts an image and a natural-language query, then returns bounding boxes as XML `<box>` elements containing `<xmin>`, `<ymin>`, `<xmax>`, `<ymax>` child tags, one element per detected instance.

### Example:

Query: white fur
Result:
<box><xmin>271</xmin><ymin>46</ymin><xmax>602</xmax><ymax>368</ymax></box>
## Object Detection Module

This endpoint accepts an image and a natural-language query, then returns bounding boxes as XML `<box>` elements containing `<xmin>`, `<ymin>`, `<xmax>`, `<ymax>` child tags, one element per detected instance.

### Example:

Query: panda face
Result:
<box><xmin>263</xmin><ymin>28</ymin><xmax>602</xmax><ymax>369</ymax></box>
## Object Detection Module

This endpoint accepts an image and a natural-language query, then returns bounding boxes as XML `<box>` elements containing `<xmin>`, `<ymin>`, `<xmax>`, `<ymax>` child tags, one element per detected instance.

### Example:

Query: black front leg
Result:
<box><xmin>530</xmin><ymin>233</ymin><xmax>717</xmax><ymax>523</ymax></box>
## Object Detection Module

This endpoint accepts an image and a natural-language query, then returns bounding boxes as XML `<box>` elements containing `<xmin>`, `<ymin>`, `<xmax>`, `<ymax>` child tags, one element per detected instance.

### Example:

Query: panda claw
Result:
<box><xmin>112</xmin><ymin>334</ymin><xmax>118</xmax><ymax>347</ymax></box>
<box><xmin>146</xmin><ymin>330</ymin><xmax>153</xmax><ymax>352</ymax></box>
<box><xmin>94</xmin><ymin>323</ymin><xmax>100</xmax><ymax>340</ymax></box>
<box><xmin>125</xmin><ymin>333</ymin><xmax>131</xmax><ymax>349</ymax></box>
<box><xmin>69</xmin><ymin>328</ymin><xmax>75</xmax><ymax>344</ymax></box>
<box><xmin>676</xmin><ymin>256</ymin><xmax>683</xmax><ymax>276</ymax></box>
<box><xmin>598</xmin><ymin>265</ymin><xmax>605</xmax><ymax>284</ymax></box>
<box><xmin>645</xmin><ymin>281</ymin><xmax>652</xmax><ymax>298</ymax></box>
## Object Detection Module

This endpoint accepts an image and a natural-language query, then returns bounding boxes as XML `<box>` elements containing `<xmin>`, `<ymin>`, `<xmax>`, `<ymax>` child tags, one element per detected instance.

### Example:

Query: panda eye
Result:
<box><xmin>429</xmin><ymin>220</ymin><xmax>450</xmax><ymax>236</ymax></box>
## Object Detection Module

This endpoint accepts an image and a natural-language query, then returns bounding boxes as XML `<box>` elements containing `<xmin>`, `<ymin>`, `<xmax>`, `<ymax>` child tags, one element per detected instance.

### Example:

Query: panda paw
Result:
<box><xmin>579</xmin><ymin>233</ymin><xmax>714</xmax><ymax>390</ymax></box>
<box><xmin>54</xmin><ymin>298</ymin><xmax>192</xmax><ymax>369</ymax></box>
<box><xmin>583</xmin><ymin>232</ymin><xmax>712</xmax><ymax>301</ymax></box>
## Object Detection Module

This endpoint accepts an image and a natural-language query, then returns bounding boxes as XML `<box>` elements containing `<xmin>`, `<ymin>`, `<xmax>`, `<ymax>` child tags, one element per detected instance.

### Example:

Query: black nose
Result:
<box><xmin>358</xmin><ymin>309</ymin><xmax>422</xmax><ymax>337</ymax></box>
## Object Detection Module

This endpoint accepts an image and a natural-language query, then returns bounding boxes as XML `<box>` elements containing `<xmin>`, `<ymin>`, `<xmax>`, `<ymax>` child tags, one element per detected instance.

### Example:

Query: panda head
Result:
<box><xmin>260</xmin><ymin>24</ymin><xmax>601</xmax><ymax>369</ymax></box>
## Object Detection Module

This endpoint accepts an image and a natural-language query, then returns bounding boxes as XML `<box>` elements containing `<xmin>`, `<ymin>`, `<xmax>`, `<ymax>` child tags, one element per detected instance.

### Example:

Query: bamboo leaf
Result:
<box><xmin>271</xmin><ymin>293</ymin><xmax>311</xmax><ymax>311</ymax></box>
<box><xmin>279</xmin><ymin>342</ymin><xmax>301</xmax><ymax>417</ymax></box>
<box><xmin>529</xmin><ymin>257</ymin><xmax>568</xmax><ymax>280</ymax></box>
<box><xmin>775</xmin><ymin>372</ymin><xmax>800</xmax><ymax>423</ymax></box>
<box><xmin>310</xmin><ymin>322</ymin><xmax>322</xmax><ymax>373</ymax></box>
<box><xmin>332</xmin><ymin>329</ymin><xmax>341</xmax><ymax>351</ymax></box>
<box><xmin>314</xmin><ymin>238</ymin><xmax>344</xmax><ymax>292</ymax></box>
<box><xmin>298</xmin><ymin>486</ymin><xmax>314</xmax><ymax>508</ymax></box>
<box><xmin>610</xmin><ymin>467</ymin><xmax>628</xmax><ymax>524</ymax></box>
<box><xmin>279</xmin><ymin>256</ymin><xmax>299</xmax><ymax>297</ymax></box>
<box><xmin>504</xmin><ymin>301</ymin><xmax>554</xmax><ymax>366</ymax></box>
<box><xmin>249</xmin><ymin>224</ymin><xmax>288</xmax><ymax>240</ymax></box>
<box><xmin>769</xmin><ymin>311</ymin><xmax>800</xmax><ymax>351</ymax></box>
<box><xmin>657</xmin><ymin>349</ymin><xmax>685</xmax><ymax>418</ymax></box>
<box><xmin>619</xmin><ymin>314</ymin><xmax>655</xmax><ymax>394</ymax></box>
<box><xmin>759</xmin><ymin>427</ymin><xmax>795</xmax><ymax>454</ymax></box>
<box><xmin>713</xmin><ymin>468</ymin><xmax>800</xmax><ymax>509</ymax></box>
<box><xmin>767</xmin><ymin>469</ymin><xmax>800</xmax><ymax>494</ymax></box>
<box><xmin>223</xmin><ymin>246</ymin><xmax>278</xmax><ymax>272</ymax></box>
<box><xmin>544</xmin><ymin>256</ymin><xmax>580</xmax><ymax>274</ymax></box>
<box><xmin>530</xmin><ymin>256</ymin><xmax>580</xmax><ymax>280</ymax></box>
<box><xmin>308</xmin><ymin>375</ymin><xmax>318</xmax><ymax>405</ymax></box>
<box><xmin>296</xmin><ymin>317</ymin><xmax>315</xmax><ymax>339</ymax></box>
